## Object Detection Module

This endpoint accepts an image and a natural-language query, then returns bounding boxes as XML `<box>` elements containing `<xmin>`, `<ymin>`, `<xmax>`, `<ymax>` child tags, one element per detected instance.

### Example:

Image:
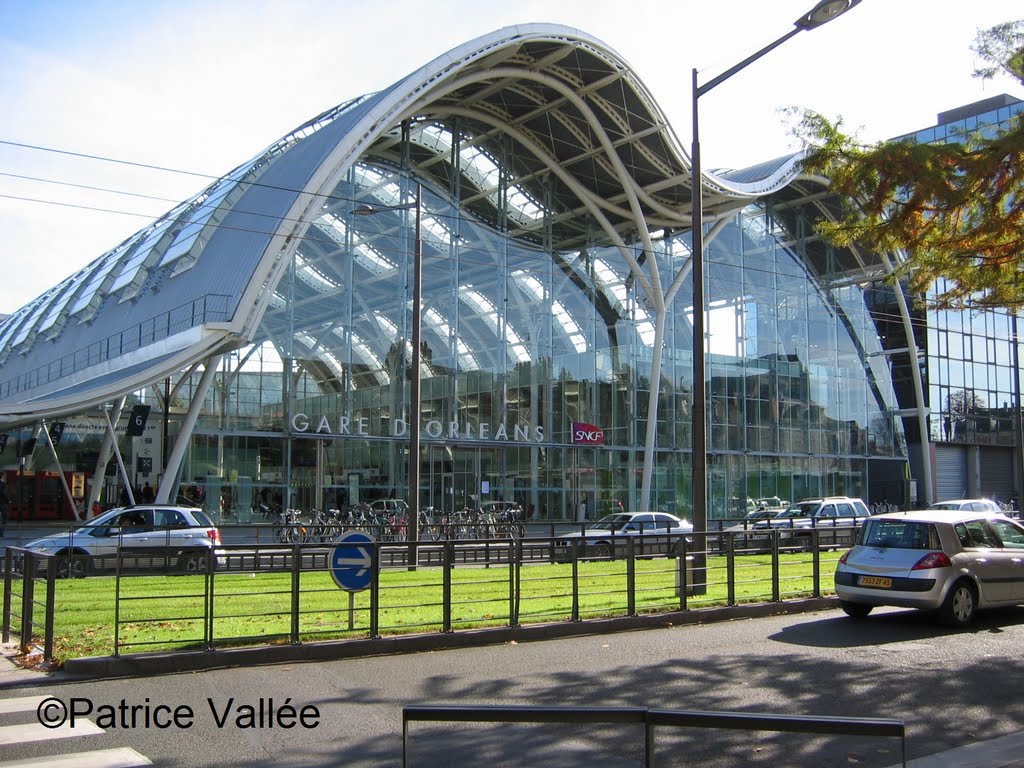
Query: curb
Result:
<box><xmin>58</xmin><ymin>597</ymin><xmax>839</xmax><ymax>680</ymax></box>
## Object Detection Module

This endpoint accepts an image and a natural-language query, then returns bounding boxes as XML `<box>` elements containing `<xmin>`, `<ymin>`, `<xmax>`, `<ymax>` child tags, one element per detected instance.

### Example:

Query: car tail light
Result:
<box><xmin>208</xmin><ymin>528</ymin><xmax>222</xmax><ymax>545</ymax></box>
<box><xmin>838</xmin><ymin>550</ymin><xmax>852</xmax><ymax>564</ymax></box>
<box><xmin>912</xmin><ymin>552</ymin><xmax>951</xmax><ymax>570</ymax></box>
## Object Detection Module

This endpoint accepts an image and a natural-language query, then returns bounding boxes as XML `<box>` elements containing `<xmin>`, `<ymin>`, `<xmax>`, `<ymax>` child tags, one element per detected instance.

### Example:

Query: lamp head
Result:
<box><xmin>795</xmin><ymin>0</ymin><xmax>861</xmax><ymax>30</ymax></box>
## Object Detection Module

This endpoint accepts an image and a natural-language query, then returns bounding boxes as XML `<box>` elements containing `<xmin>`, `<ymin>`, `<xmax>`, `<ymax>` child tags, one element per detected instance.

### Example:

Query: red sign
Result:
<box><xmin>571</xmin><ymin>421</ymin><xmax>605</xmax><ymax>445</ymax></box>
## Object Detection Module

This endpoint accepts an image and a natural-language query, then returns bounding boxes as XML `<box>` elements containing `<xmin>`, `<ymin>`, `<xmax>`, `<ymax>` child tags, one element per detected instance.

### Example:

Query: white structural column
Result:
<box><xmin>157</xmin><ymin>354</ymin><xmax>223</xmax><ymax>504</ymax></box>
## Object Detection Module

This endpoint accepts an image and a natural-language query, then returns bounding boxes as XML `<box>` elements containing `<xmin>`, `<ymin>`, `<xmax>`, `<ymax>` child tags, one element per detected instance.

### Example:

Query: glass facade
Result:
<box><xmin>47</xmin><ymin>125</ymin><xmax>901</xmax><ymax>523</ymax></box>
<box><xmin>900</xmin><ymin>100</ymin><xmax>1024</xmax><ymax>449</ymax></box>
<box><xmin>0</xmin><ymin>28</ymin><xmax>923</xmax><ymax>522</ymax></box>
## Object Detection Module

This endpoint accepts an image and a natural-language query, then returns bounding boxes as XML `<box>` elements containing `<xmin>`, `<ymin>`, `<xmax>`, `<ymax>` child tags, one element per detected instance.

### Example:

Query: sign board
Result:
<box><xmin>571</xmin><ymin>421</ymin><xmax>605</xmax><ymax>445</ymax></box>
<box><xmin>126</xmin><ymin>405</ymin><xmax>152</xmax><ymax>436</ymax></box>
<box><xmin>48</xmin><ymin>421</ymin><xmax>67</xmax><ymax>447</ymax></box>
<box><xmin>136</xmin><ymin>456</ymin><xmax>153</xmax><ymax>474</ymax></box>
<box><xmin>329</xmin><ymin>531</ymin><xmax>376</xmax><ymax>592</ymax></box>
<box><xmin>0</xmin><ymin>434</ymin><xmax>7</xmax><ymax>452</ymax></box>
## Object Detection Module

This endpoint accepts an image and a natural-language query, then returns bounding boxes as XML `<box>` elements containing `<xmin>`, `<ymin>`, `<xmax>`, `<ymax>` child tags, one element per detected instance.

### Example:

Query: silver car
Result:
<box><xmin>834</xmin><ymin>509</ymin><xmax>1024</xmax><ymax>627</ymax></box>
<box><xmin>554</xmin><ymin>512</ymin><xmax>693</xmax><ymax>561</ymax></box>
<box><xmin>927</xmin><ymin>498</ymin><xmax>1002</xmax><ymax>514</ymax></box>
<box><xmin>21</xmin><ymin>505</ymin><xmax>225</xmax><ymax>578</ymax></box>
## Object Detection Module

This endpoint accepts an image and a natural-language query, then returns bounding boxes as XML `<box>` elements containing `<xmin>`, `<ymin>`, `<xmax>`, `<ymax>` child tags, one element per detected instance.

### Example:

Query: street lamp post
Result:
<box><xmin>690</xmin><ymin>0</ymin><xmax>860</xmax><ymax>590</ymax></box>
<box><xmin>355</xmin><ymin>181</ymin><xmax>423</xmax><ymax>568</ymax></box>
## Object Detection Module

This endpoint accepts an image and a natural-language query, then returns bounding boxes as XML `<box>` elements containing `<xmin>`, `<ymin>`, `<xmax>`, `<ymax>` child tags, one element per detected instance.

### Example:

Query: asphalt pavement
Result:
<box><xmin>4</xmin><ymin>613</ymin><xmax>1024</xmax><ymax>767</ymax></box>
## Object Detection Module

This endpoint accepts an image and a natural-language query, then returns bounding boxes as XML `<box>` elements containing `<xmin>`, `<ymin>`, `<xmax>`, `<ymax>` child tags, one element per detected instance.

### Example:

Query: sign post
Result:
<box><xmin>329</xmin><ymin>531</ymin><xmax>377</xmax><ymax>630</ymax></box>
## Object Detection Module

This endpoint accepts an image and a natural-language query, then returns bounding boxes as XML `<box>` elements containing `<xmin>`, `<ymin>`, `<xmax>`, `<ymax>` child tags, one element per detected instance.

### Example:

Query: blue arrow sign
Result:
<box><xmin>329</xmin><ymin>531</ymin><xmax>376</xmax><ymax>592</ymax></box>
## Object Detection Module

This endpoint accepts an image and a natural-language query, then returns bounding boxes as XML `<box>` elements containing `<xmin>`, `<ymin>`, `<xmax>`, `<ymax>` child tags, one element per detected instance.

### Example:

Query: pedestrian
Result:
<box><xmin>141</xmin><ymin>481</ymin><xmax>154</xmax><ymax>503</ymax></box>
<box><xmin>0</xmin><ymin>476</ymin><xmax>9</xmax><ymax>536</ymax></box>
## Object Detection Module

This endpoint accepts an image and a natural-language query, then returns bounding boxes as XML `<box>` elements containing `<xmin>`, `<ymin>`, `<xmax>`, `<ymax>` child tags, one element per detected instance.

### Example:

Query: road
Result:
<box><xmin>2</xmin><ymin>604</ymin><xmax>1024</xmax><ymax>767</ymax></box>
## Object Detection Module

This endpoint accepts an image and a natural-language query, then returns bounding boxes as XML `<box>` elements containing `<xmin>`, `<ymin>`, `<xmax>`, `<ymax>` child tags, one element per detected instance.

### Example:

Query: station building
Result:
<box><xmin>0</xmin><ymin>24</ymin><xmax>989</xmax><ymax>522</ymax></box>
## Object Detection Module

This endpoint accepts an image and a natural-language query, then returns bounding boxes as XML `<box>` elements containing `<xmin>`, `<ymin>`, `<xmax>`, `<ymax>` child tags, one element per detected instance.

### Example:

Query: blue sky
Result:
<box><xmin>1</xmin><ymin>0</ymin><xmax>1022</xmax><ymax>313</ymax></box>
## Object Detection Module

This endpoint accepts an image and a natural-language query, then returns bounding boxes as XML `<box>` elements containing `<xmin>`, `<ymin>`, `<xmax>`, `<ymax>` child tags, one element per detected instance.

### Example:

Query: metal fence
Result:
<box><xmin>2</xmin><ymin>529</ymin><xmax>843</xmax><ymax>662</ymax></box>
<box><xmin>401</xmin><ymin>704</ymin><xmax>907</xmax><ymax>767</ymax></box>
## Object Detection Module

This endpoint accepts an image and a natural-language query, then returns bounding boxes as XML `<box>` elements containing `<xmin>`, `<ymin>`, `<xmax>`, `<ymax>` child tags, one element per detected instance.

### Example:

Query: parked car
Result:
<box><xmin>834</xmin><ymin>509</ymin><xmax>1024</xmax><ymax>627</ymax></box>
<box><xmin>752</xmin><ymin>497</ymin><xmax>871</xmax><ymax>549</ymax></box>
<box><xmin>927</xmin><ymin>499</ymin><xmax>1002</xmax><ymax>514</ymax></box>
<box><xmin>19</xmin><ymin>506</ymin><xmax>225</xmax><ymax>578</ymax></box>
<box><xmin>754</xmin><ymin>497</ymin><xmax>789</xmax><ymax>513</ymax></box>
<box><xmin>554</xmin><ymin>512</ymin><xmax>693</xmax><ymax>561</ymax></box>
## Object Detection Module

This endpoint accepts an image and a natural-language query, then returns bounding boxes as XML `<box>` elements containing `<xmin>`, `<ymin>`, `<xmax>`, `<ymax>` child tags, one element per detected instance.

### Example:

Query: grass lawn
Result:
<box><xmin>21</xmin><ymin>551</ymin><xmax>841</xmax><ymax>663</ymax></box>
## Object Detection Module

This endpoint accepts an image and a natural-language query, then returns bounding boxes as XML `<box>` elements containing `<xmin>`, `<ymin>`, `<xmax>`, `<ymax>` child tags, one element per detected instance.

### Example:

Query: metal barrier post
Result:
<box><xmin>290</xmin><ymin>542</ymin><xmax>301</xmax><ymax>644</ymax></box>
<box><xmin>44</xmin><ymin>556</ymin><xmax>56</xmax><ymax>662</ymax></box>
<box><xmin>676</xmin><ymin>536</ymin><xmax>688</xmax><ymax>610</ymax></box>
<box><xmin>509</xmin><ymin>538</ymin><xmax>521</xmax><ymax>627</ymax></box>
<box><xmin>370</xmin><ymin>542</ymin><xmax>380</xmax><ymax>639</ymax></box>
<box><xmin>442</xmin><ymin>540</ymin><xmax>453</xmax><ymax>633</ymax></box>
<box><xmin>571</xmin><ymin>539</ymin><xmax>581</xmax><ymax>621</ymax></box>
<box><xmin>2</xmin><ymin>549</ymin><xmax>12</xmax><ymax>644</ymax></box>
<box><xmin>722</xmin><ymin>534</ymin><xmax>734</xmax><ymax>605</ymax></box>
<box><xmin>113</xmin><ymin>544</ymin><xmax>122</xmax><ymax>656</ymax></box>
<box><xmin>771</xmin><ymin>531</ymin><xmax>781</xmax><ymax>602</ymax></box>
<box><xmin>812</xmin><ymin>530</ymin><xmax>821</xmax><ymax>597</ymax></box>
<box><xmin>626</xmin><ymin>537</ymin><xmax>637</xmax><ymax>616</ymax></box>
<box><xmin>20</xmin><ymin>552</ymin><xmax>34</xmax><ymax>652</ymax></box>
<box><xmin>205</xmin><ymin>546</ymin><xmax>215</xmax><ymax>650</ymax></box>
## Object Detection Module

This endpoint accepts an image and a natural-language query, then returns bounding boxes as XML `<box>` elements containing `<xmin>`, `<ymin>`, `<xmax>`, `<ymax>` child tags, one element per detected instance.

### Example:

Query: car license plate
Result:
<box><xmin>858</xmin><ymin>575</ymin><xmax>892</xmax><ymax>588</ymax></box>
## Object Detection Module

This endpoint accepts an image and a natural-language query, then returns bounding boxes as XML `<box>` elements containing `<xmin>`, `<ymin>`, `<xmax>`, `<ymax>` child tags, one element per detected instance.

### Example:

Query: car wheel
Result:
<box><xmin>177</xmin><ymin>553</ymin><xmax>206</xmax><ymax>574</ymax></box>
<box><xmin>56</xmin><ymin>552</ymin><xmax>89</xmax><ymax>579</ymax></box>
<box><xmin>840</xmin><ymin>601</ymin><xmax>872</xmax><ymax>619</ymax></box>
<box><xmin>592</xmin><ymin>541</ymin><xmax>613</xmax><ymax>559</ymax></box>
<box><xmin>939</xmin><ymin>579</ymin><xmax>977</xmax><ymax>628</ymax></box>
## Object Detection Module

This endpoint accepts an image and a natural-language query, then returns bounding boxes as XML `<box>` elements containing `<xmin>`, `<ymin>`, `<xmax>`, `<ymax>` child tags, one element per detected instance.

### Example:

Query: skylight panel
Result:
<box><xmin>425</xmin><ymin>307</ymin><xmax>478</xmax><ymax>369</ymax></box>
<box><xmin>511</xmin><ymin>271</ymin><xmax>545</xmax><ymax>301</ymax></box>
<box><xmin>552</xmin><ymin>301</ymin><xmax>587</xmax><ymax>353</ymax></box>
<box><xmin>38</xmin><ymin>266</ymin><xmax>93</xmax><ymax>335</ymax></box>
<box><xmin>0</xmin><ymin>297</ymin><xmax>43</xmax><ymax>351</ymax></box>
<box><xmin>294</xmin><ymin>252</ymin><xmax>337</xmax><ymax>293</ymax></box>
<box><xmin>350</xmin><ymin>333</ymin><xmax>388</xmax><ymax>385</ymax></box>
<box><xmin>413</xmin><ymin>124</ymin><xmax>453</xmax><ymax>155</ymax></box>
<box><xmin>460</xmin><ymin>146</ymin><xmax>501</xmax><ymax>190</ymax></box>
<box><xmin>70</xmin><ymin>247</ymin><xmax>125</xmax><ymax>316</ymax></box>
<box><xmin>318</xmin><ymin>212</ymin><xmax>396</xmax><ymax>275</ymax></box>
<box><xmin>10</xmin><ymin>279</ymin><xmax>74</xmax><ymax>347</ymax></box>
<box><xmin>109</xmin><ymin>219</ymin><xmax>174</xmax><ymax>295</ymax></box>
<box><xmin>159</xmin><ymin>177</ymin><xmax>238</xmax><ymax>268</ymax></box>
<box><xmin>462</xmin><ymin>288</ymin><xmax>530</xmax><ymax>363</ymax></box>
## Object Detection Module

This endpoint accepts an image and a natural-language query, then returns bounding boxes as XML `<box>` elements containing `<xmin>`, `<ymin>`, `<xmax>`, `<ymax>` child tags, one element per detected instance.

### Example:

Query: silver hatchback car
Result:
<box><xmin>22</xmin><ymin>505</ymin><xmax>225</xmax><ymax>577</ymax></box>
<box><xmin>834</xmin><ymin>509</ymin><xmax>1024</xmax><ymax>627</ymax></box>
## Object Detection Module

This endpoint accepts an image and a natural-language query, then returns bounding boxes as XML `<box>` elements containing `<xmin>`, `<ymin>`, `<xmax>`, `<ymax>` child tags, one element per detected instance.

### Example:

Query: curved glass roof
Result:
<box><xmin>0</xmin><ymin>24</ymin><xmax>838</xmax><ymax>428</ymax></box>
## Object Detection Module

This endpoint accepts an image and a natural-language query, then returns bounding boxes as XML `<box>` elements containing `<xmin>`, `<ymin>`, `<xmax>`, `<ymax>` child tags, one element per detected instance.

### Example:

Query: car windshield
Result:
<box><xmin>589</xmin><ymin>514</ymin><xmax>635</xmax><ymax>531</ymax></box>
<box><xmin>778</xmin><ymin>503</ymin><xmax>818</xmax><ymax>518</ymax></box>
<box><xmin>928</xmin><ymin>502</ymin><xmax>961</xmax><ymax>510</ymax></box>
<box><xmin>859</xmin><ymin>519</ymin><xmax>940</xmax><ymax>549</ymax></box>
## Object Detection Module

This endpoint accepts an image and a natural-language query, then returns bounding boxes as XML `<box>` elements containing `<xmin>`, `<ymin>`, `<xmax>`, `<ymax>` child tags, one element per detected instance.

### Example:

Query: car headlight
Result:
<box><xmin>27</xmin><ymin>542</ymin><xmax>62</xmax><ymax>553</ymax></box>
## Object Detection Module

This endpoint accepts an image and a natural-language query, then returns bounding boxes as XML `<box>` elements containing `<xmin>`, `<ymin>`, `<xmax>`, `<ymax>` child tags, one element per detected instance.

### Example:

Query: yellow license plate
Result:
<box><xmin>858</xmin><ymin>575</ymin><xmax>892</xmax><ymax>588</ymax></box>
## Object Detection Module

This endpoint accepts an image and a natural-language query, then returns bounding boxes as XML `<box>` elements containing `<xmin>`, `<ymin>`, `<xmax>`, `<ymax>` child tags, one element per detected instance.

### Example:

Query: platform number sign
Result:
<box><xmin>126</xmin><ymin>405</ymin><xmax>151</xmax><ymax>436</ymax></box>
<box><xmin>0</xmin><ymin>434</ymin><xmax>7</xmax><ymax>452</ymax></box>
<box><xmin>48</xmin><ymin>421</ymin><xmax>67</xmax><ymax>447</ymax></box>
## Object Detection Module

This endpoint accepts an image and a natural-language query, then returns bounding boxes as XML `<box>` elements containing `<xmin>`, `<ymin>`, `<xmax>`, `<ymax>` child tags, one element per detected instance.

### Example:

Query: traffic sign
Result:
<box><xmin>329</xmin><ymin>531</ymin><xmax>376</xmax><ymax>592</ymax></box>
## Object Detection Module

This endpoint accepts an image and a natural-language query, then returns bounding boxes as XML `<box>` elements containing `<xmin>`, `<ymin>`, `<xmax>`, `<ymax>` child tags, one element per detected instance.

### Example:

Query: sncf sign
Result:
<box><xmin>571</xmin><ymin>421</ymin><xmax>605</xmax><ymax>446</ymax></box>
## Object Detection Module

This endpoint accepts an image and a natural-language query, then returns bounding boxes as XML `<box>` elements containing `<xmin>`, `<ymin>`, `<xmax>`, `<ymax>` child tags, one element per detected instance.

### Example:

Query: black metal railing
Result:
<box><xmin>2</xmin><ymin>528</ymin><xmax>843</xmax><ymax>661</ymax></box>
<box><xmin>401</xmin><ymin>704</ymin><xmax>907</xmax><ymax>767</ymax></box>
<box><xmin>2</xmin><ymin>548</ymin><xmax>58</xmax><ymax>661</ymax></box>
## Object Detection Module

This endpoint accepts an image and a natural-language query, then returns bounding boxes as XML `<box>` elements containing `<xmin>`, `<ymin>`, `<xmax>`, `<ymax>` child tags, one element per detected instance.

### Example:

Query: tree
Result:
<box><xmin>793</xmin><ymin>20</ymin><xmax>1024</xmax><ymax>310</ymax></box>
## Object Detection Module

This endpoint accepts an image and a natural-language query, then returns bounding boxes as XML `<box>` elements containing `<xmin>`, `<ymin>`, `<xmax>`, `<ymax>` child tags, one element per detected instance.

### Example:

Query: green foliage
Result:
<box><xmin>794</xmin><ymin>21</ymin><xmax>1024</xmax><ymax>310</ymax></box>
